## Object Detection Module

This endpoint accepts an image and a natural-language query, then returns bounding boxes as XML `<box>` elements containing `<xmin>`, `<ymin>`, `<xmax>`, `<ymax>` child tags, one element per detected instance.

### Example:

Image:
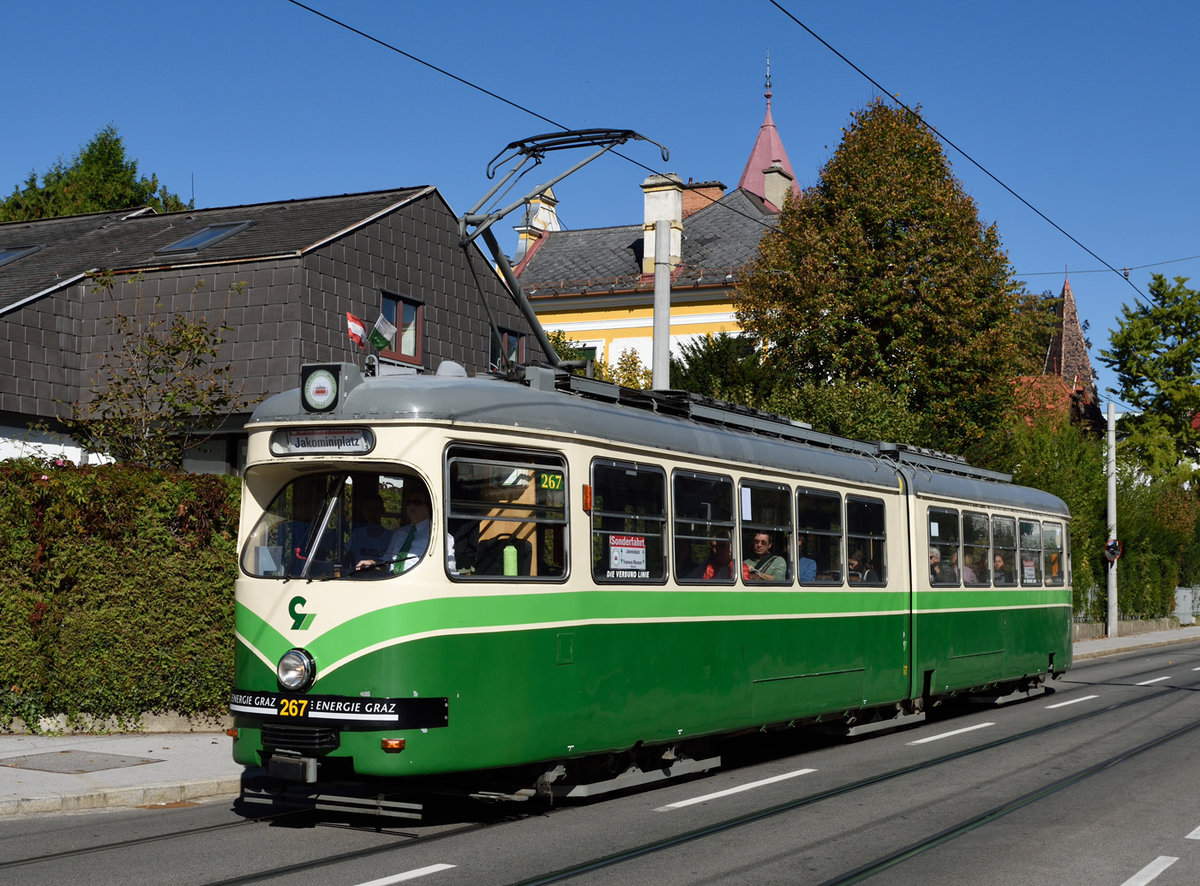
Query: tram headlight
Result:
<box><xmin>277</xmin><ymin>648</ymin><xmax>316</xmax><ymax>692</ymax></box>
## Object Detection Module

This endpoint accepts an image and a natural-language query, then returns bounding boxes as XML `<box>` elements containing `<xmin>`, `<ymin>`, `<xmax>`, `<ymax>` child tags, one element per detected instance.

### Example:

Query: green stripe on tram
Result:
<box><xmin>236</xmin><ymin>586</ymin><xmax>1071</xmax><ymax>678</ymax></box>
<box><xmin>241</xmin><ymin>588</ymin><xmax>907</xmax><ymax>670</ymax></box>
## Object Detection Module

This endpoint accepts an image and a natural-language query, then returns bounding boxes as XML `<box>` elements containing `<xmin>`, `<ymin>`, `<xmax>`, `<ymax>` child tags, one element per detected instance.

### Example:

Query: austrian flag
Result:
<box><xmin>346</xmin><ymin>312</ymin><xmax>366</xmax><ymax>349</ymax></box>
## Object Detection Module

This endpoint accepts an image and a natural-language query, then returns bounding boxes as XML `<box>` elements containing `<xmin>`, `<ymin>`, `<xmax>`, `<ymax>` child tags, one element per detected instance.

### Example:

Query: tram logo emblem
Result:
<box><xmin>288</xmin><ymin>596</ymin><xmax>315</xmax><ymax>631</ymax></box>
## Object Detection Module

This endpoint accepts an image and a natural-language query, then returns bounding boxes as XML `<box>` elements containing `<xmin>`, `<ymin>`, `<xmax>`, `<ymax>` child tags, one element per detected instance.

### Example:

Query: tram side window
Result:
<box><xmin>1042</xmin><ymin>521</ymin><xmax>1066</xmax><ymax>586</ymax></box>
<box><xmin>928</xmin><ymin>507</ymin><xmax>960</xmax><ymax>586</ymax></box>
<box><xmin>962</xmin><ymin>511</ymin><xmax>991</xmax><ymax>587</ymax></box>
<box><xmin>847</xmin><ymin>496</ymin><xmax>887</xmax><ymax>585</ymax></box>
<box><xmin>992</xmin><ymin>516</ymin><xmax>1017</xmax><ymax>586</ymax></box>
<box><xmin>1020</xmin><ymin>519</ymin><xmax>1043</xmax><ymax>586</ymax></box>
<box><xmin>674</xmin><ymin>471</ymin><xmax>736</xmax><ymax>583</ymax></box>
<box><xmin>740</xmin><ymin>481</ymin><xmax>793</xmax><ymax>584</ymax></box>
<box><xmin>445</xmin><ymin>446</ymin><xmax>567</xmax><ymax>580</ymax></box>
<box><xmin>591</xmin><ymin>460</ymin><xmax>667</xmax><ymax>583</ymax></box>
<box><xmin>796</xmin><ymin>489</ymin><xmax>842</xmax><ymax>584</ymax></box>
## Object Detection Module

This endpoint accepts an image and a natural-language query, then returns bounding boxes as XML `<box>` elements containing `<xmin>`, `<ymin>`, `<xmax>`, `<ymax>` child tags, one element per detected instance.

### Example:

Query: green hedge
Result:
<box><xmin>0</xmin><ymin>459</ymin><xmax>239</xmax><ymax>731</ymax></box>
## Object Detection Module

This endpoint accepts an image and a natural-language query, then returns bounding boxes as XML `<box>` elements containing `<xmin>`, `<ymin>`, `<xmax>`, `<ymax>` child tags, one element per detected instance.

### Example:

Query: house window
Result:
<box><xmin>0</xmin><ymin>244</ymin><xmax>44</xmax><ymax>268</ymax></box>
<box><xmin>492</xmin><ymin>328</ymin><xmax>526</xmax><ymax>369</ymax></box>
<box><xmin>380</xmin><ymin>292</ymin><xmax>422</xmax><ymax>365</ymax></box>
<box><xmin>157</xmin><ymin>221</ymin><xmax>254</xmax><ymax>253</ymax></box>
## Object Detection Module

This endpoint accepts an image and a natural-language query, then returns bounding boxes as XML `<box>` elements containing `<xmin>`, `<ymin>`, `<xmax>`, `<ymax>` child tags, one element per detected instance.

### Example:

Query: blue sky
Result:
<box><xmin>5</xmin><ymin>1</ymin><xmax>1197</xmax><ymax>401</ymax></box>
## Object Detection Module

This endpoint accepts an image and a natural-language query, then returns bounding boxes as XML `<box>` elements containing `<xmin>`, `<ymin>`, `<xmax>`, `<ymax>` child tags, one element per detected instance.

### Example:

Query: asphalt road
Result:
<box><xmin>2</xmin><ymin>642</ymin><xmax>1198</xmax><ymax>886</ymax></box>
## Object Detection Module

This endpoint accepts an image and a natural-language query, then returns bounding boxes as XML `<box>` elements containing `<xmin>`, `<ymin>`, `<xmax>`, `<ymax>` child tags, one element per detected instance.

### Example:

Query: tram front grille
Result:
<box><xmin>262</xmin><ymin>723</ymin><xmax>341</xmax><ymax>753</ymax></box>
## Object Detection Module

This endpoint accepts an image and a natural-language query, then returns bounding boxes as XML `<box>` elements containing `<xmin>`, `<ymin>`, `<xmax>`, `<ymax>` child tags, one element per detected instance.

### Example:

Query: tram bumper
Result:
<box><xmin>267</xmin><ymin>750</ymin><xmax>319</xmax><ymax>783</ymax></box>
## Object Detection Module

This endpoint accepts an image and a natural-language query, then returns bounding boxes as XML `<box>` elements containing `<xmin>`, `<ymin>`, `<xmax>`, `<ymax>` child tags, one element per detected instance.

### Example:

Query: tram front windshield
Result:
<box><xmin>241</xmin><ymin>471</ymin><xmax>429</xmax><ymax>580</ymax></box>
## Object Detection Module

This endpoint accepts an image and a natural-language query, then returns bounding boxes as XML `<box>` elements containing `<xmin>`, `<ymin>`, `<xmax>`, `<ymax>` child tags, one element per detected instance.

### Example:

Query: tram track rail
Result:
<box><xmin>4</xmin><ymin>658</ymin><xmax>1196</xmax><ymax>884</ymax></box>
<box><xmin>505</xmin><ymin>673</ymin><xmax>1200</xmax><ymax>886</ymax></box>
<box><xmin>817</xmin><ymin>714</ymin><xmax>1200</xmax><ymax>885</ymax></box>
<box><xmin>0</xmin><ymin>800</ymin><xmax>485</xmax><ymax>877</ymax></box>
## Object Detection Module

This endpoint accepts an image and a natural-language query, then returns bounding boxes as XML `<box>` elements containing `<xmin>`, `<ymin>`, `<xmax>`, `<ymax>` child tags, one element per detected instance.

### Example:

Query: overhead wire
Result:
<box><xmin>1020</xmin><ymin>254</ymin><xmax>1200</xmax><ymax>277</ymax></box>
<box><xmin>281</xmin><ymin>0</ymin><xmax>784</xmax><ymax>233</ymax></box>
<box><xmin>765</xmin><ymin>0</ymin><xmax>1143</xmax><ymax>298</ymax></box>
<box><xmin>285</xmin><ymin>0</ymin><xmax>1147</xmax><ymax>301</ymax></box>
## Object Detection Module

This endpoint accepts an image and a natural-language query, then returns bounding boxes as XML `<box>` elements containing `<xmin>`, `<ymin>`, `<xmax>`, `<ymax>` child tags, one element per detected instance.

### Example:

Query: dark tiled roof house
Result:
<box><xmin>0</xmin><ymin>187</ymin><xmax>546</xmax><ymax>471</ymax></box>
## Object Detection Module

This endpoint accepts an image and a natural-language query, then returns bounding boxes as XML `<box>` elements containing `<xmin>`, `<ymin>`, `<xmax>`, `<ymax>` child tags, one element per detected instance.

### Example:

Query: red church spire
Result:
<box><xmin>737</xmin><ymin>52</ymin><xmax>802</xmax><ymax>208</ymax></box>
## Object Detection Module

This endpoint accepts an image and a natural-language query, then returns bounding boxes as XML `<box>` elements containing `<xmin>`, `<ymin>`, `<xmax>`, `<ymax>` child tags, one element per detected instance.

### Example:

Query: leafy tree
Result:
<box><xmin>1116</xmin><ymin>468</ymin><xmax>1198</xmax><ymax>618</ymax></box>
<box><xmin>975</xmin><ymin>405</ymin><xmax>1107</xmax><ymax>613</ymax></box>
<box><xmin>763</xmin><ymin>377</ymin><xmax>923</xmax><ymax>445</ymax></box>
<box><xmin>736</xmin><ymin>99</ymin><xmax>1048</xmax><ymax>454</ymax></box>
<box><xmin>607</xmin><ymin>348</ymin><xmax>652</xmax><ymax>389</ymax></box>
<box><xmin>62</xmin><ymin>275</ymin><xmax>258</xmax><ymax>470</ymax></box>
<box><xmin>0</xmin><ymin>125</ymin><xmax>190</xmax><ymax>222</ymax></box>
<box><xmin>1099</xmin><ymin>274</ymin><xmax>1200</xmax><ymax>478</ymax></box>
<box><xmin>543</xmin><ymin>329</ymin><xmax>651</xmax><ymax>389</ymax></box>
<box><xmin>669</xmin><ymin>332</ymin><xmax>775</xmax><ymax>401</ymax></box>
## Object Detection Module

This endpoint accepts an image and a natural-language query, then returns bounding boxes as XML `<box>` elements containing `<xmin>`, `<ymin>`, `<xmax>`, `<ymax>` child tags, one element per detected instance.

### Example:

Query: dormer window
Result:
<box><xmin>0</xmin><ymin>244</ymin><xmax>44</xmax><ymax>268</ymax></box>
<box><xmin>158</xmin><ymin>221</ymin><xmax>254</xmax><ymax>254</ymax></box>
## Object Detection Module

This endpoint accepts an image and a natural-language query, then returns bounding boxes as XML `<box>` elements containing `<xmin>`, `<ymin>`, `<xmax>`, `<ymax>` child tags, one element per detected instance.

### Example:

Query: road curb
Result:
<box><xmin>0</xmin><ymin>777</ymin><xmax>242</xmax><ymax>817</ymax></box>
<box><xmin>1073</xmin><ymin>634</ymin><xmax>1200</xmax><ymax>661</ymax></box>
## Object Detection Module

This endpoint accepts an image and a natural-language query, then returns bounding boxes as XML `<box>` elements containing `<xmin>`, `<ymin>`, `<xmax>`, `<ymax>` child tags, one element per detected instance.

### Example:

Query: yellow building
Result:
<box><xmin>513</xmin><ymin>83</ymin><xmax>802</xmax><ymax>368</ymax></box>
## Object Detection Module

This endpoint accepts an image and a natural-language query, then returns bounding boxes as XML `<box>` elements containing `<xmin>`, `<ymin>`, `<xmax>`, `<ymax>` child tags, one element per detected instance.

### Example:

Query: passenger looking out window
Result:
<box><xmin>702</xmin><ymin>538</ymin><xmax>736</xmax><ymax>580</ymax></box>
<box><xmin>992</xmin><ymin>553</ymin><xmax>1012</xmax><ymax>585</ymax></box>
<box><xmin>744</xmin><ymin>532</ymin><xmax>787</xmax><ymax>582</ymax></box>
<box><xmin>992</xmin><ymin>516</ymin><xmax>1018</xmax><ymax>587</ymax></box>
<box><xmin>848</xmin><ymin>549</ymin><xmax>878</xmax><ymax>584</ymax></box>
<box><xmin>740</xmin><ymin>481</ymin><xmax>792</xmax><ymax>584</ymax></box>
<box><xmin>796</xmin><ymin>537</ymin><xmax>817</xmax><ymax>582</ymax></box>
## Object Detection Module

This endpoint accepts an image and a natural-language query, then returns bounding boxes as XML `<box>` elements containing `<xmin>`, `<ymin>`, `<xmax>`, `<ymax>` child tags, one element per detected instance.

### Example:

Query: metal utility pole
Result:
<box><xmin>1107</xmin><ymin>402</ymin><xmax>1119</xmax><ymax>638</ymax></box>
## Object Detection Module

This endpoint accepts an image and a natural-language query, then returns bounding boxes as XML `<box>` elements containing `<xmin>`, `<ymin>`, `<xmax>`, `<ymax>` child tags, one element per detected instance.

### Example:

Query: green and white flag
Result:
<box><xmin>368</xmin><ymin>315</ymin><xmax>396</xmax><ymax>350</ymax></box>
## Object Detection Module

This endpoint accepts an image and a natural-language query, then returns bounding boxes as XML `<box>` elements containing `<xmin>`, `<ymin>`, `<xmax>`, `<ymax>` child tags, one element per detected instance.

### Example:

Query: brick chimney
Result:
<box><xmin>682</xmin><ymin>179</ymin><xmax>726</xmax><ymax>218</ymax></box>
<box><xmin>641</xmin><ymin>173</ymin><xmax>683</xmax><ymax>275</ymax></box>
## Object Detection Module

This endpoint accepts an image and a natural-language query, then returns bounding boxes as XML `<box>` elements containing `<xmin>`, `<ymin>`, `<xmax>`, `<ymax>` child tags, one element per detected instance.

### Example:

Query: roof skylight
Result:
<box><xmin>158</xmin><ymin>221</ymin><xmax>254</xmax><ymax>254</ymax></box>
<box><xmin>0</xmin><ymin>244</ymin><xmax>45</xmax><ymax>268</ymax></box>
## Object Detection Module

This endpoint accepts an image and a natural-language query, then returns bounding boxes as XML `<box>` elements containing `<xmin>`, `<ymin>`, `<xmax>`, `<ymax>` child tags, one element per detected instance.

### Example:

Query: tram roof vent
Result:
<box><xmin>875</xmin><ymin>441</ymin><xmax>1011</xmax><ymax>483</ymax></box>
<box><xmin>524</xmin><ymin>364</ymin><xmax>558</xmax><ymax>392</ymax></box>
<box><xmin>553</xmin><ymin>372</ymin><xmax>895</xmax><ymax>457</ymax></box>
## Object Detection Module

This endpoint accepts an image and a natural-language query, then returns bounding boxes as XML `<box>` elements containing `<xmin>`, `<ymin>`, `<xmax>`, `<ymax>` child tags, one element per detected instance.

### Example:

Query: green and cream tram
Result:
<box><xmin>230</xmin><ymin>361</ymin><xmax>1071</xmax><ymax>799</ymax></box>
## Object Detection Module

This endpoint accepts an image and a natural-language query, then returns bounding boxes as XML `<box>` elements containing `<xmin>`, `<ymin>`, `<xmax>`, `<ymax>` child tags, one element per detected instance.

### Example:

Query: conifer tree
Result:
<box><xmin>0</xmin><ymin>125</ymin><xmax>189</xmax><ymax>221</ymax></box>
<box><xmin>1101</xmin><ymin>274</ymin><xmax>1200</xmax><ymax>478</ymax></box>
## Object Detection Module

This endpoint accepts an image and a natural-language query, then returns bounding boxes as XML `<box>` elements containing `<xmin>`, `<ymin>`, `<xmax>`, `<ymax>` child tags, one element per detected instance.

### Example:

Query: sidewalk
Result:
<box><xmin>4</xmin><ymin>626</ymin><xmax>1200</xmax><ymax>818</ymax></box>
<box><xmin>0</xmin><ymin>731</ymin><xmax>241</xmax><ymax>817</ymax></box>
<box><xmin>1072</xmin><ymin>623</ymin><xmax>1200</xmax><ymax>660</ymax></box>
